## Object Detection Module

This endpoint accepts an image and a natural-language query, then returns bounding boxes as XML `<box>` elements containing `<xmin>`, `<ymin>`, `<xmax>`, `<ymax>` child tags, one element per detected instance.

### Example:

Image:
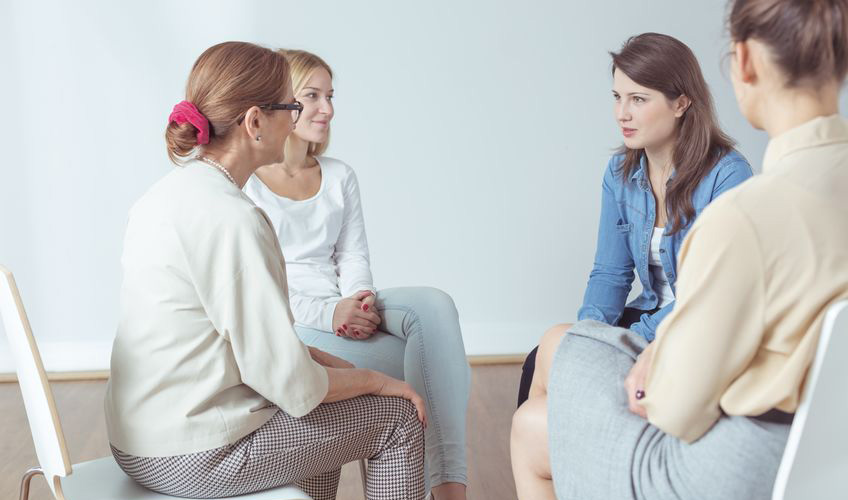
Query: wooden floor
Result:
<box><xmin>1</xmin><ymin>364</ymin><xmax>522</xmax><ymax>500</ymax></box>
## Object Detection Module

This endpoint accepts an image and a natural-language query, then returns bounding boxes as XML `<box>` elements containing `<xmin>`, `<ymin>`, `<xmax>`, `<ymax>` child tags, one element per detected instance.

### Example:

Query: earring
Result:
<box><xmin>256</xmin><ymin>135</ymin><xmax>262</xmax><ymax>142</ymax></box>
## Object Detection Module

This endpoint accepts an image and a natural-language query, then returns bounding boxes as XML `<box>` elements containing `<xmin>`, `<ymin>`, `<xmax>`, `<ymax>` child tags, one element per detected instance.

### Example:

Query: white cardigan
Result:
<box><xmin>244</xmin><ymin>157</ymin><xmax>375</xmax><ymax>332</ymax></box>
<box><xmin>105</xmin><ymin>160</ymin><xmax>328</xmax><ymax>457</ymax></box>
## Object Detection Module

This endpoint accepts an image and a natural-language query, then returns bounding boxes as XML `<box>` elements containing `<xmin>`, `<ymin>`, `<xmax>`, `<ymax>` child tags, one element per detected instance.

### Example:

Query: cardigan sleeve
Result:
<box><xmin>196</xmin><ymin>206</ymin><xmax>329</xmax><ymax>417</ymax></box>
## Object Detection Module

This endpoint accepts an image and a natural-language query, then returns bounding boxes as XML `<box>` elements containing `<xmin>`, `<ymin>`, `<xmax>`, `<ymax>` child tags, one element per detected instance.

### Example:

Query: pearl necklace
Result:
<box><xmin>199</xmin><ymin>156</ymin><xmax>237</xmax><ymax>186</ymax></box>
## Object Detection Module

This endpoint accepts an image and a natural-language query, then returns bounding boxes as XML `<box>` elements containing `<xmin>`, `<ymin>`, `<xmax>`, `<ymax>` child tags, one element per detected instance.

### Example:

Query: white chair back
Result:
<box><xmin>772</xmin><ymin>300</ymin><xmax>848</xmax><ymax>500</ymax></box>
<box><xmin>0</xmin><ymin>266</ymin><xmax>72</xmax><ymax>497</ymax></box>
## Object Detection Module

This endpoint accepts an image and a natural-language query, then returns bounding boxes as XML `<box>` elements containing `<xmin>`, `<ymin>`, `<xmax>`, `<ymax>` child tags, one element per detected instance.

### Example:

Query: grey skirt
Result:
<box><xmin>548</xmin><ymin>320</ymin><xmax>791</xmax><ymax>500</ymax></box>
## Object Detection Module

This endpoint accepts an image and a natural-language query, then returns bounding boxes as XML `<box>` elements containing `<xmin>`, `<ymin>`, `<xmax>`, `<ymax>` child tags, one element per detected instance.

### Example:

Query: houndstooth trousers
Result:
<box><xmin>111</xmin><ymin>395</ymin><xmax>425</xmax><ymax>500</ymax></box>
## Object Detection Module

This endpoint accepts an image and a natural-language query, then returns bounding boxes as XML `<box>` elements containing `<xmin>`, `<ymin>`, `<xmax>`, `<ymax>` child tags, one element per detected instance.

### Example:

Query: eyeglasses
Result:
<box><xmin>259</xmin><ymin>101</ymin><xmax>304</xmax><ymax>124</ymax></box>
<box><xmin>238</xmin><ymin>101</ymin><xmax>305</xmax><ymax>125</ymax></box>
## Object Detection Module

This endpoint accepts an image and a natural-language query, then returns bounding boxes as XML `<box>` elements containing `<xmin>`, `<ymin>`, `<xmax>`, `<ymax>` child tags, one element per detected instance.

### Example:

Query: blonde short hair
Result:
<box><xmin>277</xmin><ymin>49</ymin><xmax>334</xmax><ymax>157</ymax></box>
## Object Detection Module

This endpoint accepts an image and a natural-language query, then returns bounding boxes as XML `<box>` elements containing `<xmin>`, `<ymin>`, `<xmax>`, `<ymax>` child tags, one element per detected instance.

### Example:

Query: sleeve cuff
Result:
<box><xmin>629</xmin><ymin>321</ymin><xmax>654</xmax><ymax>342</ymax></box>
<box><xmin>320</xmin><ymin>297</ymin><xmax>342</xmax><ymax>333</ymax></box>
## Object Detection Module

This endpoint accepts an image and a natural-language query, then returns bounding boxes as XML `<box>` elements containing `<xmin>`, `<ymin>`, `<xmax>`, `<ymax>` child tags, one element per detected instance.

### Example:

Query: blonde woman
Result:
<box><xmin>244</xmin><ymin>50</ymin><xmax>470</xmax><ymax>500</ymax></box>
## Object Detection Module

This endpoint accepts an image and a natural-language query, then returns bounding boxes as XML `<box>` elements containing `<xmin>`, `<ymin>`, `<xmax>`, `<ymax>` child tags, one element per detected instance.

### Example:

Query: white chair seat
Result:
<box><xmin>61</xmin><ymin>456</ymin><xmax>311</xmax><ymax>500</ymax></box>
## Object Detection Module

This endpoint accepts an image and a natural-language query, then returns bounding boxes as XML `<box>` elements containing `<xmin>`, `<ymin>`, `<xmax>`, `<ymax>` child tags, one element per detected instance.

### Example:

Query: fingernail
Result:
<box><xmin>342</xmin><ymin>324</ymin><xmax>348</xmax><ymax>330</ymax></box>
<box><xmin>362</xmin><ymin>304</ymin><xmax>369</xmax><ymax>311</ymax></box>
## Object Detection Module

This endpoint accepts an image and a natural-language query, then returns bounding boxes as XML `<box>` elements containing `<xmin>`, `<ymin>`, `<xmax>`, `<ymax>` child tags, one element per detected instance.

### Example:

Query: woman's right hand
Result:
<box><xmin>371</xmin><ymin>371</ymin><xmax>428</xmax><ymax>427</ymax></box>
<box><xmin>332</xmin><ymin>290</ymin><xmax>381</xmax><ymax>339</ymax></box>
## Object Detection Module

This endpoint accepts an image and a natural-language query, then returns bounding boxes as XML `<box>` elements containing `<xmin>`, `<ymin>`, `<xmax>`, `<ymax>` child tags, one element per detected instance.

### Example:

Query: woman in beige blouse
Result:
<box><xmin>511</xmin><ymin>0</ymin><xmax>848</xmax><ymax>498</ymax></box>
<box><xmin>105</xmin><ymin>42</ymin><xmax>427</xmax><ymax>500</ymax></box>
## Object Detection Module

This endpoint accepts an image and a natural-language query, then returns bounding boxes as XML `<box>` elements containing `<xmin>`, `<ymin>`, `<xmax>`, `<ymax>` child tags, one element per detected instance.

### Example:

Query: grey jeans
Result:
<box><xmin>548</xmin><ymin>320</ymin><xmax>791</xmax><ymax>500</ymax></box>
<box><xmin>296</xmin><ymin>286</ymin><xmax>471</xmax><ymax>488</ymax></box>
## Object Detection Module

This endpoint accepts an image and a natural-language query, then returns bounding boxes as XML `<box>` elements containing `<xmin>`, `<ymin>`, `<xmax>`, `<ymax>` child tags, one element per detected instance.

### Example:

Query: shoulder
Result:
<box><xmin>317</xmin><ymin>156</ymin><xmax>360</xmax><ymax>189</ymax></box>
<box><xmin>606</xmin><ymin>153</ymin><xmax>626</xmax><ymax>174</ymax></box>
<box><xmin>316</xmin><ymin>156</ymin><xmax>355</xmax><ymax>177</ymax></box>
<box><xmin>687</xmin><ymin>189</ymin><xmax>760</xmax><ymax>258</ymax></box>
<box><xmin>242</xmin><ymin>173</ymin><xmax>268</xmax><ymax>200</ymax></box>
<box><xmin>694</xmin><ymin>170</ymin><xmax>774</xmax><ymax>232</ymax></box>
<box><xmin>603</xmin><ymin>153</ymin><xmax>628</xmax><ymax>184</ymax></box>
<box><xmin>709</xmin><ymin>149</ymin><xmax>754</xmax><ymax>182</ymax></box>
<box><xmin>171</xmin><ymin>165</ymin><xmax>273</xmax><ymax>235</ymax></box>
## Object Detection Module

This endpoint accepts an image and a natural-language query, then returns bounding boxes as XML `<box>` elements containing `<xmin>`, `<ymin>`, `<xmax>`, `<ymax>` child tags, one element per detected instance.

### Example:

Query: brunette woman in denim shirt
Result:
<box><xmin>515</xmin><ymin>33</ymin><xmax>753</xmax><ymax>408</ymax></box>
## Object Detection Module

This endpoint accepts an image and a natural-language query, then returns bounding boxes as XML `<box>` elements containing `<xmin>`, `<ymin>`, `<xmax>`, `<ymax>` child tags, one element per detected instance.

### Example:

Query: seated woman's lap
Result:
<box><xmin>547</xmin><ymin>320</ymin><xmax>788</xmax><ymax>500</ymax></box>
<box><xmin>518</xmin><ymin>308</ymin><xmax>654</xmax><ymax>407</ymax></box>
<box><xmin>296</xmin><ymin>325</ymin><xmax>406</xmax><ymax>379</ymax></box>
<box><xmin>112</xmin><ymin>395</ymin><xmax>424</xmax><ymax>500</ymax></box>
<box><xmin>295</xmin><ymin>286</ymin><xmax>464</xmax><ymax>381</ymax></box>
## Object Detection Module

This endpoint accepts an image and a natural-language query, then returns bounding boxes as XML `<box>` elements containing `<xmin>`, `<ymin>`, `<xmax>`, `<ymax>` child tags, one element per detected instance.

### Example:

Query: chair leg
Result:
<box><xmin>19</xmin><ymin>467</ymin><xmax>43</xmax><ymax>500</ymax></box>
<box><xmin>359</xmin><ymin>459</ymin><xmax>368</xmax><ymax>497</ymax></box>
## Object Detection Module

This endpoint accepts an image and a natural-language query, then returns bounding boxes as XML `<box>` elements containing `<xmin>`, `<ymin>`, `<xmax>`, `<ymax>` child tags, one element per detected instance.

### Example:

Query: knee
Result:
<box><xmin>408</xmin><ymin>287</ymin><xmax>458</xmax><ymax>319</ymax></box>
<box><xmin>393</xmin><ymin>397</ymin><xmax>424</xmax><ymax>441</ymax></box>
<box><xmin>540</xmin><ymin>323</ymin><xmax>571</xmax><ymax>346</ymax></box>
<box><xmin>537</xmin><ymin>323</ymin><xmax>570</xmax><ymax>365</ymax></box>
<box><xmin>511</xmin><ymin>398</ymin><xmax>547</xmax><ymax>446</ymax></box>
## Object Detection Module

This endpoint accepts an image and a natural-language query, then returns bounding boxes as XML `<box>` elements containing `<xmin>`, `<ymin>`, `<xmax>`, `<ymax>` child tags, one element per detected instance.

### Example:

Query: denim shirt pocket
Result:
<box><xmin>615</xmin><ymin>222</ymin><xmax>632</xmax><ymax>233</ymax></box>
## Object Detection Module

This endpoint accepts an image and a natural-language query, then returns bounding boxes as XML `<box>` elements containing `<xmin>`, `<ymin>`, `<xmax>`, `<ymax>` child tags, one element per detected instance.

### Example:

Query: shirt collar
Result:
<box><xmin>629</xmin><ymin>153</ymin><xmax>648</xmax><ymax>182</ymax></box>
<box><xmin>628</xmin><ymin>151</ymin><xmax>677</xmax><ymax>183</ymax></box>
<box><xmin>763</xmin><ymin>114</ymin><xmax>848</xmax><ymax>172</ymax></box>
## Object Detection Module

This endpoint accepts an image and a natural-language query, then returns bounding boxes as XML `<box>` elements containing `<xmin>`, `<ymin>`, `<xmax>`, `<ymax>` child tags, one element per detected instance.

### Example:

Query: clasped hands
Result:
<box><xmin>331</xmin><ymin>290</ymin><xmax>381</xmax><ymax>340</ymax></box>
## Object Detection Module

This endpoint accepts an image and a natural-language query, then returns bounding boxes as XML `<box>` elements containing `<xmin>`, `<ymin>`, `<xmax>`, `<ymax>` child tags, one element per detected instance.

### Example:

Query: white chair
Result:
<box><xmin>0</xmin><ymin>265</ymin><xmax>312</xmax><ymax>500</ymax></box>
<box><xmin>772</xmin><ymin>299</ymin><xmax>848</xmax><ymax>500</ymax></box>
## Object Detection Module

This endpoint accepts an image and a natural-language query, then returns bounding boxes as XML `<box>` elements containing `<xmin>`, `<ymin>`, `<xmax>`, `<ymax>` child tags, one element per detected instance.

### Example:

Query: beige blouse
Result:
<box><xmin>105</xmin><ymin>161</ymin><xmax>328</xmax><ymax>457</ymax></box>
<box><xmin>643</xmin><ymin>115</ymin><xmax>848</xmax><ymax>443</ymax></box>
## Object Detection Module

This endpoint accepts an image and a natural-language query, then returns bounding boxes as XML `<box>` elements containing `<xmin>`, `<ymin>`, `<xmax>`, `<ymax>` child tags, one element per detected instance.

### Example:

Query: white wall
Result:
<box><xmin>2</xmin><ymin>0</ymin><xmax>844</xmax><ymax>372</ymax></box>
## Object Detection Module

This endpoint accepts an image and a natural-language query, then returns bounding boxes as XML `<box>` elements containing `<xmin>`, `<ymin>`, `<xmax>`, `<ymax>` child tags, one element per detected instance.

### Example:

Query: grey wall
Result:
<box><xmin>1</xmin><ymin>0</ymin><xmax>845</xmax><ymax>370</ymax></box>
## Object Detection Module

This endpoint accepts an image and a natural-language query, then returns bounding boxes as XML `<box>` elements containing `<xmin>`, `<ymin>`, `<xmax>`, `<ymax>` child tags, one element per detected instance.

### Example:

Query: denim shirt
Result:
<box><xmin>577</xmin><ymin>150</ymin><xmax>752</xmax><ymax>341</ymax></box>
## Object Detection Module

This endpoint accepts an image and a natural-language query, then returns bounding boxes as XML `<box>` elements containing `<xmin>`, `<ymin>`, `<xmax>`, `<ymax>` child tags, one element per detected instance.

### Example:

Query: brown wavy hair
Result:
<box><xmin>611</xmin><ymin>33</ymin><xmax>735</xmax><ymax>234</ymax></box>
<box><xmin>165</xmin><ymin>41</ymin><xmax>291</xmax><ymax>165</ymax></box>
<box><xmin>728</xmin><ymin>0</ymin><xmax>848</xmax><ymax>87</ymax></box>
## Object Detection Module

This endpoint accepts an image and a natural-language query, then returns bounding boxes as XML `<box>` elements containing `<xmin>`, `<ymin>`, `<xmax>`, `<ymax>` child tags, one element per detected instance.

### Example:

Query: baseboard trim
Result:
<box><xmin>467</xmin><ymin>354</ymin><xmax>527</xmax><ymax>365</ymax></box>
<box><xmin>0</xmin><ymin>355</ymin><xmax>524</xmax><ymax>383</ymax></box>
<box><xmin>0</xmin><ymin>370</ymin><xmax>111</xmax><ymax>383</ymax></box>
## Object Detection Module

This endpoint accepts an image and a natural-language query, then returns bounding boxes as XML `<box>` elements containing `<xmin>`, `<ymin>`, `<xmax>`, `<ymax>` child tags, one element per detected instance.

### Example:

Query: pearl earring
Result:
<box><xmin>256</xmin><ymin>135</ymin><xmax>261</xmax><ymax>142</ymax></box>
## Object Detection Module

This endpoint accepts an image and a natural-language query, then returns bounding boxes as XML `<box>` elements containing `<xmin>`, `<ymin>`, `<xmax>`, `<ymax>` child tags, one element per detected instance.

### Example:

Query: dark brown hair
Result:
<box><xmin>611</xmin><ymin>33</ymin><xmax>735</xmax><ymax>234</ymax></box>
<box><xmin>165</xmin><ymin>41</ymin><xmax>291</xmax><ymax>164</ymax></box>
<box><xmin>728</xmin><ymin>0</ymin><xmax>848</xmax><ymax>87</ymax></box>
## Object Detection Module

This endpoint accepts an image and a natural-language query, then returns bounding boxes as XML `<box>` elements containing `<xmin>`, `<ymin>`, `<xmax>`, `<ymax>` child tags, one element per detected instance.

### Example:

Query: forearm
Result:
<box><xmin>578</xmin><ymin>273</ymin><xmax>631</xmax><ymax>324</ymax></box>
<box><xmin>322</xmin><ymin>367</ymin><xmax>380</xmax><ymax>403</ymax></box>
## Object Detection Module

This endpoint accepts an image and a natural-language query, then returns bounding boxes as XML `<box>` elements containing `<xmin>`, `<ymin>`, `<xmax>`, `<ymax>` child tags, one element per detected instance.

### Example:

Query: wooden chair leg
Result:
<box><xmin>19</xmin><ymin>467</ymin><xmax>43</xmax><ymax>500</ymax></box>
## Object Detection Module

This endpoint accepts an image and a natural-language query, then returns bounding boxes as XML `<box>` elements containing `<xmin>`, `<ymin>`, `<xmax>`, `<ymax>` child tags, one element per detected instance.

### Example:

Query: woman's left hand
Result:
<box><xmin>309</xmin><ymin>346</ymin><xmax>355</xmax><ymax>369</ymax></box>
<box><xmin>624</xmin><ymin>343</ymin><xmax>655</xmax><ymax>419</ymax></box>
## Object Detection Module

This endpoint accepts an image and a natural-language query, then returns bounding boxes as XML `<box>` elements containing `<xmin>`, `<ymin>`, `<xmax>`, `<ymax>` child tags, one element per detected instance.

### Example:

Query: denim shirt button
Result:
<box><xmin>659</xmin><ymin>248</ymin><xmax>666</xmax><ymax>254</ymax></box>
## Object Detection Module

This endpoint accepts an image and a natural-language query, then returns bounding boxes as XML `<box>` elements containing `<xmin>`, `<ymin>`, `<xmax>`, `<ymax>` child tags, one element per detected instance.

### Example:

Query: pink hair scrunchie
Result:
<box><xmin>168</xmin><ymin>100</ymin><xmax>210</xmax><ymax>145</ymax></box>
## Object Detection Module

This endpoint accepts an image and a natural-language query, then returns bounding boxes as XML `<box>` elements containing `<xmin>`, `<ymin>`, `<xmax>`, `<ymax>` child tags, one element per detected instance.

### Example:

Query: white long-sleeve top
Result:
<box><xmin>105</xmin><ymin>160</ymin><xmax>328</xmax><ymax>457</ymax></box>
<box><xmin>244</xmin><ymin>157</ymin><xmax>375</xmax><ymax>332</ymax></box>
